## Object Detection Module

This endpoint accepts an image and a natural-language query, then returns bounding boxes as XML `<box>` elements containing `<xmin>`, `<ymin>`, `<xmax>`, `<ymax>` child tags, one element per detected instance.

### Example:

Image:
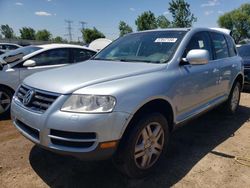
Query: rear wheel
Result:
<box><xmin>0</xmin><ymin>87</ymin><xmax>13</xmax><ymax>119</ymax></box>
<box><xmin>113</xmin><ymin>113</ymin><xmax>169</xmax><ymax>178</ymax></box>
<box><xmin>222</xmin><ymin>81</ymin><xmax>241</xmax><ymax>114</ymax></box>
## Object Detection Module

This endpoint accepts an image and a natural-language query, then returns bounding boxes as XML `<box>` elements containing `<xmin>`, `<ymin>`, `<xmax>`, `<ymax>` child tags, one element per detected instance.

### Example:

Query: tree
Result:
<box><xmin>169</xmin><ymin>0</ymin><xmax>197</xmax><ymax>27</ymax></box>
<box><xmin>19</xmin><ymin>27</ymin><xmax>36</xmax><ymax>40</ymax></box>
<box><xmin>81</xmin><ymin>27</ymin><xmax>105</xmax><ymax>44</ymax></box>
<box><xmin>119</xmin><ymin>21</ymin><xmax>133</xmax><ymax>36</ymax></box>
<box><xmin>157</xmin><ymin>15</ymin><xmax>171</xmax><ymax>28</ymax></box>
<box><xmin>218</xmin><ymin>3</ymin><xmax>250</xmax><ymax>43</ymax></box>
<box><xmin>53</xmin><ymin>36</ymin><xmax>65</xmax><ymax>43</ymax></box>
<box><xmin>35</xmin><ymin>29</ymin><xmax>51</xmax><ymax>41</ymax></box>
<box><xmin>0</xmin><ymin>24</ymin><xmax>14</xmax><ymax>39</ymax></box>
<box><xmin>135</xmin><ymin>11</ymin><xmax>158</xmax><ymax>31</ymax></box>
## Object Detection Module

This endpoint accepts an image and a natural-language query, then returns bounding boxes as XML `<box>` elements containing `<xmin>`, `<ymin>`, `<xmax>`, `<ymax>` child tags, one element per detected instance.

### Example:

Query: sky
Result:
<box><xmin>0</xmin><ymin>0</ymin><xmax>249</xmax><ymax>41</ymax></box>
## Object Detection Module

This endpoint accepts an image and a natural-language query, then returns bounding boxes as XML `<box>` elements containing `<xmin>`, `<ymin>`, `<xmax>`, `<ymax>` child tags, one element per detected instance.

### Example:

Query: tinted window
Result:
<box><xmin>238</xmin><ymin>45</ymin><xmax>250</xmax><ymax>58</ymax></box>
<box><xmin>183</xmin><ymin>31</ymin><xmax>213</xmax><ymax>60</ymax></box>
<box><xmin>31</xmin><ymin>48</ymin><xmax>70</xmax><ymax>66</ymax></box>
<box><xmin>6</xmin><ymin>45</ymin><xmax>19</xmax><ymax>50</ymax></box>
<box><xmin>225</xmin><ymin>36</ymin><xmax>237</xmax><ymax>57</ymax></box>
<box><xmin>94</xmin><ymin>31</ymin><xmax>187</xmax><ymax>64</ymax></box>
<box><xmin>210</xmin><ymin>32</ymin><xmax>229</xmax><ymax>59</ymax></box>
<box><xmin>72</xmin><ymin>49</ymin><xmax>96</xmax><ymax>63</ymax></box>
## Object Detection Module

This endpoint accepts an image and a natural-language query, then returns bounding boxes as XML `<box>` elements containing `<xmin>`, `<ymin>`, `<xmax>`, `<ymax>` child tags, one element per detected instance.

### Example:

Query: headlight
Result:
<box><xmin>61</xmin><ymin>95</ymin><xmax>116</xmax><ymax>113</ymax></box>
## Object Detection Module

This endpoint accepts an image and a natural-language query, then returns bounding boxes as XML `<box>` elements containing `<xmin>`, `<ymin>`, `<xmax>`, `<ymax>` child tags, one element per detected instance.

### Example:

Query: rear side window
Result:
<box><xmin>72</xmin><ymin>49</ymin><xmax>96</xmax><ymax>63</ymax></box>
<box><xmin>210</xmin><ymin>32</ymin><xmax>229</xmax><ymax>59</ymax></box>
<box><xmin>30</xmin><ymin>48</ymin><xmax>70</xmax><ymax>66</ymax></box>
<box><xmin>225</xmin><ymin>36</ymin><xmax>237</xmax><ymax>57</ymax></box>
<box><xmin>183</xmin><ymin>31</ymin><xmax>213</xmax><ymax>60</ymax></box>
<box><xmin>6</xmin><ymin>45</ymin><xmax>19</xmax><ymax>50</ymax></box>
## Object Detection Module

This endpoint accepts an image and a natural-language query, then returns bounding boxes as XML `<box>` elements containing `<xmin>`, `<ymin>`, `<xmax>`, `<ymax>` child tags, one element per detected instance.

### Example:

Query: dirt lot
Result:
<box><xmin>0</xmin><ymin>93</ymin><xmax>250</xmax><ymax>188</ymax></box>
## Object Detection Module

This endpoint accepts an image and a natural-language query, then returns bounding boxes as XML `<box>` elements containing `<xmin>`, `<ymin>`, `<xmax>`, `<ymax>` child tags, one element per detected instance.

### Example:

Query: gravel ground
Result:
<box><xmin>0</xmin><ymin>93</ymin><xmax>249</xmax><ymax>188</ymax></box>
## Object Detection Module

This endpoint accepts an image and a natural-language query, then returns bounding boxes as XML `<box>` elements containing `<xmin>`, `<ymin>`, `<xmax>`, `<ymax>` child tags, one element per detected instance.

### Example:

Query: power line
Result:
<box><xmin>65</xmin><ymin>20</ymin><xmax>73</xmax><ymax>42</ymax></box>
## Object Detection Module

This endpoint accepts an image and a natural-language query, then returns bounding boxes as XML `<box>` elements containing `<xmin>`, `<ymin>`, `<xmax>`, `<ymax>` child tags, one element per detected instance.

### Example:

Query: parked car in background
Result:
<box><xmin>0</xmin><ymin>44</ymin><xmax>96</xmax><ymax>118</ymax></box>
<box><xmin>0</xmin><ymin>43</ymin><xmax>22</xmax><ymax>55</ymax></box>
<box><xmin>11</xmin><ymin>28</ymin><xmax>243</xmax><ymax>178</ymax></box>
<box><xmin>237</xmin><ymin>44</ymin><xmax>250</xmax><ymax>87</ymax></box>
<box><xmin>88</xmin><ymin>38</ymin><xmax>112</xmax><ymax>51</ymax></box>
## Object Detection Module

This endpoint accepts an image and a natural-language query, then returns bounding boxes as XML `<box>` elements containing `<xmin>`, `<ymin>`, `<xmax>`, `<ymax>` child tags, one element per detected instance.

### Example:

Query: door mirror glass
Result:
<box><xmin>185</xmin><ymin>49</ymin><xmax>209</xmax><ymax>65</ymax></box>
<box><xmin>23</xmin><ymin>59</ymin><xmax>36</xmax><ymax>67</ymax></box>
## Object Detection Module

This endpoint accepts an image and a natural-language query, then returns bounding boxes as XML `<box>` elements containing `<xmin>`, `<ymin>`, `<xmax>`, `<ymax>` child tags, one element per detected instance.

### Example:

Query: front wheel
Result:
<box><xmin>0</xmin><ymin>87</ymin><xmax>13</xmax><ymax>119</ymax></box>
<box><xmin>222</xmin><ymin>82</ymin><xmax>241</xmax><ymax>114</ymax></box>
<box><xmin>113</xmin><ymin>113</ymin><xmax>169</xmax><ymax>178</ymax></box>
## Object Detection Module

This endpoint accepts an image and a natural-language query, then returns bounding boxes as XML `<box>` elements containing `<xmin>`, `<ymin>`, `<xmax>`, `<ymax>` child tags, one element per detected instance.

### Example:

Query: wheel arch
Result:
<box><xmin>120</xmin><ymin>98</ymin><xmax>175</xmax><ymax>142</ymax></box>
<box><xmin>231</xmin><ymin>73</ymin><xmax>244</xmax><ymax>91</ymax></box>
<box><xmin>0</xmin><ymin>84</ymin><xmax>15</xmax><ymax>94</ymax></box>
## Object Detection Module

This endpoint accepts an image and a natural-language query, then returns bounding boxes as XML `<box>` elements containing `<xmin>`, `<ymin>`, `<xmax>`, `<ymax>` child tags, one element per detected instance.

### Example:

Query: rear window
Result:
<box><xmin>210</xmin><ymin>32</ymin><xmax>229</xmax><ymax>59</ymax></box>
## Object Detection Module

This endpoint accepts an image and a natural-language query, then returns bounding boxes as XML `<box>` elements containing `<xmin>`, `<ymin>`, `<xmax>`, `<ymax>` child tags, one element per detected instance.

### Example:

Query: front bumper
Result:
<box><xmin>11</xmin><ymin>95</ymin><xmax>131</xmax><ymax>160</ymax></box>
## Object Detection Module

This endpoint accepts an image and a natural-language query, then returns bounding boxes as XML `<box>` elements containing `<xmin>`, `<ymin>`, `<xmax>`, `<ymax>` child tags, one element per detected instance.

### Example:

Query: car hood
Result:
<box><xmin>23</xmin><ymin>60</ymin><xmax>166</xmax><ymax>94</ymax></box>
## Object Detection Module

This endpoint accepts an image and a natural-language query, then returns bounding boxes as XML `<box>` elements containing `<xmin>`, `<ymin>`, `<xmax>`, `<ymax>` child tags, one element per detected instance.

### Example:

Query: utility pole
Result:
<box><xmin>79</xmin><ymin>21</ymin><xmax>87</xmax><ymax>43</ymax></box>
<box><xmin>65</xmin><ymin>20</ymin><xmax>73</xmax><ymax>42</ymax></box>
<box><xmin>79</xmin><ymin>21</ymin><xmax>87</xmax><ymax>30</ymax></box>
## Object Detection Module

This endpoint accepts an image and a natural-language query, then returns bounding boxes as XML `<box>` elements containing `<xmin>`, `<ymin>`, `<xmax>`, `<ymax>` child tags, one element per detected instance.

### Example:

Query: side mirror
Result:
<box><xmin>185</xmin><ymin>49</ymin><xmax>209</xmax><ymax>65</ymax></box>
<box><xmin>23</xmin><ymin>59</ymin><xmax>36</xmax><ymax>67</ymax></box>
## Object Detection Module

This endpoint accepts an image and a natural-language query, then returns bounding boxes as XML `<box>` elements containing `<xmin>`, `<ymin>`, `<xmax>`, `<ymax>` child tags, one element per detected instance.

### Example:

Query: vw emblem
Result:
<box><xmin>23</xmin><ymin>90</ymin><xmax>35</xmax><ymax>106</ymax></box>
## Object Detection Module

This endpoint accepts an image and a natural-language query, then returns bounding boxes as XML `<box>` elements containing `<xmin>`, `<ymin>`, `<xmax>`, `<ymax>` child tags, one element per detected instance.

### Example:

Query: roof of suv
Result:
<box><xmin>130</xmin><ymin>27</ymin><xmax>231</xmax><ymax>36</ymax></box>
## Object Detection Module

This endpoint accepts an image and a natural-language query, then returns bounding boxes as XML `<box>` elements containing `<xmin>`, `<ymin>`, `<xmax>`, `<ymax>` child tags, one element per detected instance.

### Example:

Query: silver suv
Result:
<box><xmin>11</xmin><ymin>28</ymin><xmax>244</xmax><ymax>178</ymax></box>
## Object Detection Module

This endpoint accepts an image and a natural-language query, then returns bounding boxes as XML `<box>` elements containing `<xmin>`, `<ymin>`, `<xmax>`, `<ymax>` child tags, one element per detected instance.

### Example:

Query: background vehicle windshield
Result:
<box><xmin>0</xmin><ymin>46</ymin><xmax>42</xmax><ymax>63</ymax></box>
<box><xmin>94</xmin><ymin>31</ymin><xmax>187</xmax><ymax>64</ymax></box>
<box><xmin>238</xmin><ymin>45</ymin><xmax>250</xmax><ymax>58</ymax></box>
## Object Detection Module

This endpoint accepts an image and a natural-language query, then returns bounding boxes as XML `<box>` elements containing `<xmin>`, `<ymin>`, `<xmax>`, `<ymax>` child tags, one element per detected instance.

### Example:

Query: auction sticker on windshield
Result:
<box><xmin>154</xmin><ymin>38</ymin><xmax>178</xmax><ymax>43</ymax></box>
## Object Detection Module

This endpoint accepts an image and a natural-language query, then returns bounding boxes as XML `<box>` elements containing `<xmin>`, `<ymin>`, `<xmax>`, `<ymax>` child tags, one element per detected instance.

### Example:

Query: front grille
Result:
<box><xmin>49</xmin><ymin>129</ymin><xmax>97</xmax><ymax>149</ymax></box>
<box><xmin>15</xmin><ymin>119</ymin><xmax>39</xmax><ymax>140</ymax></box>
<box><xmin>16</xmin><ymin>85</ymin><xmax>59</xmax><ymax>113</ymax></box>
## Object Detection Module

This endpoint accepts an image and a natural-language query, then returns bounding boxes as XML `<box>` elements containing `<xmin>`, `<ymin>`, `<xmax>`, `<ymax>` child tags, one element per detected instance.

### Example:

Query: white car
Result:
<box><xmin>0</xmin><ymin>44</ymin><xmax>96</xmax><ymax>118</ymax></box>
<box><xmin>0</xmin><ymin>43</ymin><xmax>22</xmax><ymax>55</ymax></box>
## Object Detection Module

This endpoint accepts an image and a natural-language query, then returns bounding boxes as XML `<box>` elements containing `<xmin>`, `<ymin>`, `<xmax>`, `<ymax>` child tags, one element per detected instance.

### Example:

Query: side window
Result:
<box><xmin>31</xmin><ymin>48</ymin><xmax>70</xmax><ymax>66</ymax></box>
<box><xmin>225</xmin><ymin>36</ymin><xmax>237</xmax><ymax>57</ymax></box>
<box><xmin>210</xmin><ymin>32</ymin><xmax>229</xmax><ymax>59</ymax></box>
<box><xmin>72</xmin><ymin>49</ymin><xmax>95</xmax><ymax>63</ymax></box>
<box><xmin>7</xmin><ymin>45</ymin><xmax>19</xmax><ymax>50</ymax></box>
<box><xmin>183</xmin><ymin>32</ymin><xmax>213</xmax><ymax>60</ymax></box>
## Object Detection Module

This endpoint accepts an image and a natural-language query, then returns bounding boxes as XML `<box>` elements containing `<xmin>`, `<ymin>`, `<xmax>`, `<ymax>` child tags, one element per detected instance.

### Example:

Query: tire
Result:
<box><xmin>113</xmin><ymin>113</ymin><xmax>169</xmax><ymax>178</ymax></box>
<box><xmin>222</xmin><ymin>81</ymin><xmax>241</xmax><ymax>114</ymax></box>
<box><xmin>0</xmin><ymin>87</ymin><xmax>13</xmax><ymax>120</ymax></box>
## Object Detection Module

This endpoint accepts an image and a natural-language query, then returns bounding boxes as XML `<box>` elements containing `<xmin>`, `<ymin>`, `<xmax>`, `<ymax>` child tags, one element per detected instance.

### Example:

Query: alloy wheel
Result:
<box><xmin>0</xmin><ymin>91</ymin><xmax>11</xmax><ymax>114</ymax></box>
<box><xmin>134</xmin><ymin>122</ymin><xmax>165</xmax><ymax>169</ymax></box>
<box><xmin>231</xmin><ymin>84</ymin><xmax>240</xmax><ymax>111</ymax></box>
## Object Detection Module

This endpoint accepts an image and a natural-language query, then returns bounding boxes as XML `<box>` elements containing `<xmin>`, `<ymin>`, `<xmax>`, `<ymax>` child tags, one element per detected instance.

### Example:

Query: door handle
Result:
<box><xmin>232</xmin><ymin>64</ymin><xmax>237</xmax><ymax>68</ymax></box>
<box><xmin>213</xmin><ymin>68</ymin><xmax>219</xmax><ymax>73</ymax></box>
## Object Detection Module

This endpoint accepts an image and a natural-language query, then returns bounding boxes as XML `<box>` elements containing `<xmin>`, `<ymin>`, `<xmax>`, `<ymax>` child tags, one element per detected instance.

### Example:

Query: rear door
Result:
<box><xmin>210</xmin><ymin>32</ymin><xmax>237</xmax><ymax>96</ymax></box>
<box><xmin>19</xmin><ymin>48</ymin><xmax>71</xmax><ymax>83</ymax></box>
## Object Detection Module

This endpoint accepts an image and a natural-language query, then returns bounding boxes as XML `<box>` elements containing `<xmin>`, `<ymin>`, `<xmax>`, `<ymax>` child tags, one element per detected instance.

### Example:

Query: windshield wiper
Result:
<box><xmin>118</xmin><ymin>59</ymin><xmax>160</xmax><ymax>64</ymax></box>
<box><xmin>92</xmin><ymin>58</ymin><xmax>118</xmax><ymax>61</ymax></box>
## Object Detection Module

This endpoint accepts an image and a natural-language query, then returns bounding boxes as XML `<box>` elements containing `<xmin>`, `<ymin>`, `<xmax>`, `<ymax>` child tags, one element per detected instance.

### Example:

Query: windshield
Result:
<box><xmin>238</xmin><ymin>45</ymin><xmax>250</xmax><ymax>58</ymax></box>
<box><xmin>94</xmin><ymin>30</ymin><xmax>187</xmax><ymax>64</ymax></box>
<box><xmin>0</xmin><ymin>46</ymin><xmax>42</xmax><ymax>63</ymax></box>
